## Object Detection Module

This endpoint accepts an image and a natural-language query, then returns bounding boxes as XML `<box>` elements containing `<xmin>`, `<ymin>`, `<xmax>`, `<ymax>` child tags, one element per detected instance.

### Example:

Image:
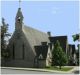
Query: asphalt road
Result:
<box><xmin>1</xmin><ymin>68</ymin><xmax>55</xmax><ymax>74</ymax></box>
<box><xmin>1</xmin><ymin>68</ymin><xmax>79</xmax><ymax>74</ymax></box>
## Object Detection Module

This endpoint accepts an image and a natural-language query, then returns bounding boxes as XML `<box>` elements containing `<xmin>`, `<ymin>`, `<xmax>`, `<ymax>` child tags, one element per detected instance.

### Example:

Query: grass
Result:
<box><xmin>45</xmin><ymin>66</ymin><xmax>73</xmax><ymax>71</ymax></box>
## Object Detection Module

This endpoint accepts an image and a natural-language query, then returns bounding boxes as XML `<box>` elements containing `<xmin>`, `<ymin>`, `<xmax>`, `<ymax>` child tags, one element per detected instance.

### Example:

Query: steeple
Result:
<box><xmin>15</xmin><ymin>0</ymin><xmax>24</xmax><ymax>31</ymax></box>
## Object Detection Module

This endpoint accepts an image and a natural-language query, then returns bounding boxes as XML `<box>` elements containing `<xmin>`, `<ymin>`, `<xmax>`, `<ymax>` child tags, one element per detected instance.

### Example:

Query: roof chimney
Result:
<box><xmin>47</xmin><ymin>32</ymin><xmax>51</xmax><ymax>37</ymax></box>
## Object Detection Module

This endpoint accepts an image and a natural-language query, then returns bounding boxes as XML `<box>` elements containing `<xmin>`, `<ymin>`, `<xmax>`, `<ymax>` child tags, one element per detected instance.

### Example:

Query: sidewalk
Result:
<box><xmin>69</xmin><ymin>66</ymin><xmax>79</xmax><ymax>74</ymax></box>
<box><xmin>1</xmin><ymin>66</ymin><xmax>79</xmax><ymax>74</ymax></box>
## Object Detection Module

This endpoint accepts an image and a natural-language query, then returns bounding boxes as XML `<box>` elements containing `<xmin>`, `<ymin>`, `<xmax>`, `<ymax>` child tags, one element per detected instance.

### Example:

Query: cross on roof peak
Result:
<box><xmin>19</xmin><ymin>0</ymin><xmax>21</xmax><ymax>8</ymax></box>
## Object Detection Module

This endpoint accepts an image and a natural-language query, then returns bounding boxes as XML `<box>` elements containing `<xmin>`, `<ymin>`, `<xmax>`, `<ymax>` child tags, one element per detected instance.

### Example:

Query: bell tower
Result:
<box><xmin>15</xmin><ymin>0</ymin><xmax>23</xmax><ymax>31</ymax></box>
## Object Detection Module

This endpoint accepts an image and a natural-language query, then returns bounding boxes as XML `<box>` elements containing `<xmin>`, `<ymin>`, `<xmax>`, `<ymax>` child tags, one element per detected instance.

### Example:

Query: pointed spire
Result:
<box><xmin>15</xmin><ymin>0</ymin><xmax>23</xmax><ymax>31</ymax></box>
<box><xmin>15</xmin><ymin>7</ymin><xmax>24</xmax><ymax>25</ymax></box>
<box><xmin>16</xmin><ymin>0</ymin><xmax>23</xmax><ymax>19</ymax></box>
<box><xmin>16</xmin><ymin>8</ymin><xmax>23</xmax><ymax>19</ymax></box>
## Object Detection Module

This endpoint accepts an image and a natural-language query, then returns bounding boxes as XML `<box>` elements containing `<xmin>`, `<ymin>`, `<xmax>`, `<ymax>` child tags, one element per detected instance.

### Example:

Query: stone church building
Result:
<box><xmin>3</xmin><ymin>8</ymin><xmax>52</xmax><ymax>68</ymax></box>
<box><xmin>2</xmin><ymin>6</ymin><xmax>77</xmax><ymax>68</ymax></box>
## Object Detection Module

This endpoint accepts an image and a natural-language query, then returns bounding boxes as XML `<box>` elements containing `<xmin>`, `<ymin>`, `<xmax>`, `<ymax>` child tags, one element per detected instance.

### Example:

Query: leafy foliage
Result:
<box><xmin>52</xmin><ymin>40</ymin><xmax>68</xmax><ymax>69</ymax></box>
<box><xmin>72</xmin><ymin>34</ymin><xmax>80</xmax><ymax>42</ymax></box>
<box><xmin>1</xmin><ymin>18</ymin><xmax>11</xmax><ymax>58</ymax></box>
<box><xmin>72</xmin><ymin>34</ymin><xmax>80</xmax><ymax>65</ymax></box>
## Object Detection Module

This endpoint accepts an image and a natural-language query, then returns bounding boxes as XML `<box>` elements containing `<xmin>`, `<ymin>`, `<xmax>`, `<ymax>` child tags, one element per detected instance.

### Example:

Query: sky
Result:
<box><xmin>1</xmin><ymin>0</ymin><xmax>79</xmax><ymax>48</ymax></box>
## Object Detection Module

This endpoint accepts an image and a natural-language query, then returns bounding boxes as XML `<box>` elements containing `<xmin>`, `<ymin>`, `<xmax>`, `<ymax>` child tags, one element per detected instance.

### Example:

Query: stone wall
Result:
<box><xmin>2</xmin><ymin>31</ymin><xmax>35</xmax><ymax>68</ymax></box>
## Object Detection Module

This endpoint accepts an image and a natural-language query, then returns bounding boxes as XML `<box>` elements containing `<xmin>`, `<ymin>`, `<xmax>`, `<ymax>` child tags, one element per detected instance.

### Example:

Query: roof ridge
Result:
<box><xmin>23</xmin><ymin>25</ymin><xmax>48</xmax><ymax>35</ymax></box>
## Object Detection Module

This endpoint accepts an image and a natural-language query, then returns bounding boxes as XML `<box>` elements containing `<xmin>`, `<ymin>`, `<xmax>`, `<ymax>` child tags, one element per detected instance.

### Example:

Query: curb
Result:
<box><xmin>1</xmin><ymin>67</ymin><xmax>74</xmax><ymax>74</ymax></box>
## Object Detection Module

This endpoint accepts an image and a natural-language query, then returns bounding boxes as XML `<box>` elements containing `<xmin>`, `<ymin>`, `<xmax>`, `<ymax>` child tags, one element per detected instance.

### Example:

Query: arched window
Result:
<box><xmin>13</xmin><ymin>44</ymin><xmax>15</xmax><ymax>59</ymax></box>
<box><xmin>13</xmin><ymin>42</ymin><xmax>25</xmax><ymax>60</ymax></box>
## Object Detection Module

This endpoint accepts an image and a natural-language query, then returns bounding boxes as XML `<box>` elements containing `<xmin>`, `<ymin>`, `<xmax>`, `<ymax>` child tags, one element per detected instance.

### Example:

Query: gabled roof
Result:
<box><xmin>22</xmin><ymin>25</ymin><xmax>50</xmax><ymax>54</ymax></box>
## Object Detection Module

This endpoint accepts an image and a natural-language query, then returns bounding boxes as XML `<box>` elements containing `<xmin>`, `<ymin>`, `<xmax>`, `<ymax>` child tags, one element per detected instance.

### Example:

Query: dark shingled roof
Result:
<box><xmin>22</xmin><ymin>25</ymin><xmax>50</xmax><ymax>54</ymax></box>
<box><xmin>49</xmin><ymin>36</ymin><xmax>68</xmax><ymax>53</ymax></box>
<box><xmin>34</xmin><ymin>45</ymin><xmax>48</xmax><ymax>59</ymax></box>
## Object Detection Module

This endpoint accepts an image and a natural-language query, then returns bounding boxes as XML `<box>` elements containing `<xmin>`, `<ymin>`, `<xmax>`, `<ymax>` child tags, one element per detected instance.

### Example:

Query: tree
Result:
<box><xmin>72</xmin><ymin>34</ymin><xmax>80</xmax><ymax>65</ymax></box>
<box><xmin>52</xmin><ymin>40</ymin><xmax>68</xmax><ymax>69</ymax></box>
<box><xmin>72</xmin><ymin>34</ymin><xmax>80</xmax><ymax>42</ymax></box>
<box><xmin>1</xmin><ymin>18</ymin><xmax>11</xmax><ymax>58</ymax></box>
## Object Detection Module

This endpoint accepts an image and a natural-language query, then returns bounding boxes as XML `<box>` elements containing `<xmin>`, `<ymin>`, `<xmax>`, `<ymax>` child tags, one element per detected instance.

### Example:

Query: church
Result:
<box><xmin>1</xmin><ymin>1</ymin><xmax>77</xmax><ymax>68</ymax></box>
<box><xmin>2</xmin><ymin>7</ymin><xmax>52</xmax><ymax>68</ymax></box>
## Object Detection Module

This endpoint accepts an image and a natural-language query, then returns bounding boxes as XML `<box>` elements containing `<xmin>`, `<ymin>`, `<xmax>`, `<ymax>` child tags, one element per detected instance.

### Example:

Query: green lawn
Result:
<box><xmin>45</xmin><ymin>66</ymin><xmax>73</xmax><ymax>71</ymax></box>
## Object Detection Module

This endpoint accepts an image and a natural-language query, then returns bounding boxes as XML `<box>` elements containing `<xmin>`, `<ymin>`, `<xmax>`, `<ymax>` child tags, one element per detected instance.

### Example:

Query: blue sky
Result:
<box><xmin>1</xmin><ymin>1</ymin><xmax>79</xmax><ymax>48</ymax></box>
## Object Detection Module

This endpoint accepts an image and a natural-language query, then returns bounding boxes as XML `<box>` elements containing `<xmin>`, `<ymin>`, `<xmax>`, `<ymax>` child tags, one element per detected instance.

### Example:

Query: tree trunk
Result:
<box><xmin>59</xmin><ymin>66</ymin><xmax>61</xmax><ymax>69</ymax></box>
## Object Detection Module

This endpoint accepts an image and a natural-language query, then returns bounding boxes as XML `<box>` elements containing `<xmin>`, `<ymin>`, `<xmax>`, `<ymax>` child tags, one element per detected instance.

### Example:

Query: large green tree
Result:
<box><xmin>52</xmin><ymin>40</ymin><xmax>68</xmax><ymax>69</ymax></box>
<box><xmin>1</xmin><ymin>18</ymin><xmax>11</xmax><ymax>58</ymax></box>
